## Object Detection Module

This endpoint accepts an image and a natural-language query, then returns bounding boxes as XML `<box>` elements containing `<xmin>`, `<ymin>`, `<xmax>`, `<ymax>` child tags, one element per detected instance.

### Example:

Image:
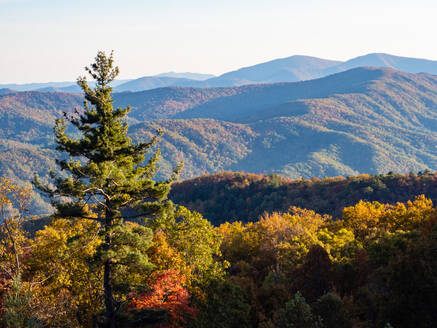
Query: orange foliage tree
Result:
<box><xmin>128</xmin><ymin>270</ymin><xmax>197</xmax><ymax>328</ymax></box>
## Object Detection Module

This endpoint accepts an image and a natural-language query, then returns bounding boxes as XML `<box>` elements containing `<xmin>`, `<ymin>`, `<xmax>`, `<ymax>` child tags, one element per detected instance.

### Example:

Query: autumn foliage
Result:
<box><xmin>1</xmin><ymin>173</ymin><xmax>437</xmax><ymax>327</ymax></box>
<box><xmin>128</xmin><ymin>270</ymin><xmax>198</xmax><ymax>328</ymax></box>
<box><xmin>4</xmin><ymin>52</ymin><xmax>437</xmax><ymax>328</ymax></box>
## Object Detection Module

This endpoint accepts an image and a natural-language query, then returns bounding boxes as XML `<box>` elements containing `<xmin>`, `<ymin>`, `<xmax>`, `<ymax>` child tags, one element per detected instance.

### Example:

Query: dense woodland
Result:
<box><xmin>2</xmin><ymin>175</ymin><xmax>437</xmax><ymax>327</ymax></box>
<box><xmin>170</xmin><ymin>171</ymin><xmax>437</xmax><ymax>224</ymax></box>
<box><xmin>0</xmin><ymin>52</ymin><xmax>437</xmax><ymax>328</ymax></box>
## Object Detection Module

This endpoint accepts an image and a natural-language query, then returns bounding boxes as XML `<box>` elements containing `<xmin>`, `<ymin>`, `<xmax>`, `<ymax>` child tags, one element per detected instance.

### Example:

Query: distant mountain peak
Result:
<box><xmin>327</xmin><ymin>53</ymin><xmax>437</xmax><ymax>75</ymax></box>
<box><xmin>155</xmin><ymin>72</ymin><xmax>215</xmax><ymax>80</ymax></box>
<box><xmin>0</xmin><ymin>88</ymin><xmax>15</xmax><ymax>95</ymax></box>
<box><xmin>4</xmin><ymin>53</ymin><xmax>437</xmax><ymax>93</ymax></box>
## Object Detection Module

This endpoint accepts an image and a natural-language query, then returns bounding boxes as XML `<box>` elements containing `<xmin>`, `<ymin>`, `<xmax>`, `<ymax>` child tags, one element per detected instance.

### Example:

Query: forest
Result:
<box><xmin>170</xmin><ymin>170</ymin><xmax>437</xmax><ymax>224</ymax></box>
<box><xmin>2</xmin><ymin>176</ymin><xmax>437</xmax><ymax>328</ymax></box>
<box><xmin>0</xmin><ymin>52</ymin><xmax>436</xmax><ymax>328</ymax></box>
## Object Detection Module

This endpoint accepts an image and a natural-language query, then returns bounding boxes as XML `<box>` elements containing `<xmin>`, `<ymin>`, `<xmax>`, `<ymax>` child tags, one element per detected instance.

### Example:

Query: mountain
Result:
<box><xmin>112</xmin><ymin>68</ymin><xmax>390</xmax><ymax>122</ymax></box>
<box><xmin>326</xmin><ymin>53</ymin><xmax>437</xmax><ymax>76</ymax></box>
<box><xmin>0</xmin><ymin>79</ymin><xmax>132</xmax><ymax>93</ymax></box>
<box><xmin>113</xmin><ymin>56</ymin><xmax>344</xmax><ymax>91</ymax></box>
<box><xmin>0</xmin><ymin>88</ymin><xmax>15</xmax><ymax>95</ymax></box>
<box><xmin>2</xmin><ymin>67</ymin><xmax>437</xmax><ymax>213</ymax></box>
<box><xmin>112</xmin><ymin>87</ymin><xmax>238</xmax><ymax>120</ymax></box>
<box><xmin>200</xmin><ymin>55</ymin><xmax>342</xmax><ymax>87</ymax></box>
<box><xmin>0</xmin><ymin>91</ymin><xmax>82</xmax><ymax>143</ymax></box>
<box><xmin>127</xmin><ymin>67</ymin><xmax>437</xmax><ymax>180</ymax></box>
<box><xmin>155</xmin><ymin>72</ymin><xmax>215</xmax><ymax>80</ymax></box>
<box><xmin>114</xmin><ymin>76</ymin><xmax>202</xmax><ymax>92</ymax></box>
<box><xmin>0</xmin><ymin>74</ymin><xmax>214</xmax><ymax>94</ymax></box>
<box><xmin>174</xmin><ymin>67</ymin><xmax>386</xmax><ymax>121</ymax></box>
<box><xmin>200</xmin><ymin>53</ymin><xmax>437</xmax><ymax>88</ymax></box>
<box><xmin>101</xmin><ymin>73</ymin><xmax>216</xmax><ymax>92</ymax></box>
<box><xmin>0</xmin><ymin>81</ymin><xmax>77</xmax><ymax>92</ymax></box>
<box><xmin>0</xmin><ymin>91</ymin><xmax>83</xmax><ymax>213</ymax></box>
<box><xmin>130</xmin><ymin>53</ymin><xmax>437</xmax><ymax>90</ymax></box>
<box><xmin>35</xmin><ymin>87</ymin><xmax>71</xmax><ymax>93</ymax></box>
<box><xmin>5</xmin><ymin>53</ymin><xmax>437</xmax><ymax>94</ymax></box>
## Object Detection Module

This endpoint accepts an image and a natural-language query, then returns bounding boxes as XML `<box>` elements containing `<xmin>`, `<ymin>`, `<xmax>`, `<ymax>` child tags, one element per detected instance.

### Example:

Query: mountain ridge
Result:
<box><xmin>2</xmin><ymin>66</ymin><xmax>437</xmax><ymax>213</ymax></box>
<box><xmin>4</xmin><ymin>53</ymin><xmax>437</xmax><ymax>93</ymax></box>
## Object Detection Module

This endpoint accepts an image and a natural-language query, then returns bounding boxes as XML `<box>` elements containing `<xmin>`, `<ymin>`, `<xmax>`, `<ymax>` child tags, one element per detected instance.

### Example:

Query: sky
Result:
<box><xmin>1</xmin><ymin>0</ymin><xmax>437</xmax><ymax>83</ymax></box>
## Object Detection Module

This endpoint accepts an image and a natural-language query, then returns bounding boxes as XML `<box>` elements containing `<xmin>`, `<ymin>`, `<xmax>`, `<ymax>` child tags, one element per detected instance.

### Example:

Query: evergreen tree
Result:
<box><xmin>34</xmin><ymin>51</ymin><xmax>180</xmax><ymax>328</ymax></box>
<box><xmin>274</xmin><ymin>292</ymin><xmax>323</xmax><ymax>328</ymax></box>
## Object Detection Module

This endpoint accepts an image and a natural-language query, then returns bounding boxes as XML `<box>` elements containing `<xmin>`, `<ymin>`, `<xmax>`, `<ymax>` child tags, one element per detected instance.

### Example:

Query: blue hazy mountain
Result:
<box><xmin>113</xmin><ymin>56</ymin><xmax>344</xmax><ymax>91</ymax></box>
<box><xmin>0</xmin><ymin>88</ymin><xmax>15</xmax><ymax>95</ymax></box>
<box><xmin>2</xmin><ymin>75</ymin><xmax>213</xmax><ymax>93</ymax></box>
<box><xmin>200</xmin><ymin>55</ymin><xmax>342</xmax><ymax>87</ymax></box>
<box><xmin>4</xmin><ymin>53</ymin><xmax>437</xmax><ymax>93</ymax></box>
<box><xmin>0</xmin><ymin>81</ymin><xmax>77</xmax><ymax>92</ymax></box>
<box><xmin>325</xmin><ymin>53</ymin><xmax>437</xmax><ymax>76</ymax></box>
<box><xmin>200</xmin><ymin>53</ymin><xmax>437</xmax><ymax>88</ymax></box>
<box><xmin>1</xmin><ymin>79</ymin><xmax>132</xmax><ymax>93</ymax></box>
<box><xmin>155</xmin><ymin>72</ymin><xmax>215</xmax><ymax>80</ymax></box>
<box><xmin>153</xmin><ymin>53</ymin><xmax>437</xmax><ymax>89</ymax></box>
<box><xmin>114</xmin><ymin>76</ymin><xmax>202</xmax><ymax>92</ymax></box>
<box><xmin>113</xmin><ymin>72</ymin><xmax>216</xmax><ymax>92</ymax></box>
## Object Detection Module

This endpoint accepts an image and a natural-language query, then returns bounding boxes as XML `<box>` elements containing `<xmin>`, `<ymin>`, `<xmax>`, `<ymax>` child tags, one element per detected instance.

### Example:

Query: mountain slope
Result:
<box><xmin>0</xmin><ymin>91</ymin><xmax>82</xmax><ymax>142</ymax></box>
<box><xmin>0</xmin><ymin>80</ymin><xmax>132</xmax><ymax>93</ymax></box>
<box><xmin>175</xmin><ymin>67</ymin><xmax>387</xmax><ymax>120</ymax></box>
<box><xmin>155</xmin><ymin>72</ymin><xmax>214</xmax><ymax>80</ymax></box>
<box><xmin>0</xmin><ymin>88</ymin><xmax>15</xmax><ymax>95</ymax></box>
<box><xmin>2</xmin><ymin>67</ymin><xmax>437</xmax><ymax>213</ymax></box>
<box><xmin>114</xmin><ymin>76</ymin><xmax>201</xmax><ymax>92</ymax></box>
<box><xmin>126</xmin><ymin>67</ymin><xmax>437</xmax><ymax>179</ymax></box>
<box><xmin>5</xmin><ymin>53</ymin><xmax>437</xmax><ymax>93</ymax></box>
<box><xmin>198</xmin><ymin>55</ymin><xmax>341</xmax><ymax>87</ymax></box>
<box><xmin>325</xmin><ymin>53</ymin><xmax>437</xmax><ymax>76</ymax></box>
<box><xmin>112</xmin><ymin>86</ymin><xmax>242</xmax><ymax>121</ymax></box>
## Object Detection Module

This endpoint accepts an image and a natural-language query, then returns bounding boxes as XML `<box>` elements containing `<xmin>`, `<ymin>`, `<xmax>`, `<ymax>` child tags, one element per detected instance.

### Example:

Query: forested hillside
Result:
<box><xmin>130</xmin><ymin>67</ymin><xmax>437</xmax><ymax>179</ymax></box>
<box><xmin>170</xmin><ymin>171</ymin><xmax>437</xmax><ymax>225</ymax></box>
<box><xmin>2</xmin><ymin>67</ymin><xmax>437</xmax><ymax>213</ymax></box>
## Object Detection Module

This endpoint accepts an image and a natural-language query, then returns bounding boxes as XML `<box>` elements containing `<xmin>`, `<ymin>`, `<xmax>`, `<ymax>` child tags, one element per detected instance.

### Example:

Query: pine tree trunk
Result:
<box><xmin>104</xmin><ymin>206</ymin><xmax>116</xmax><ymax>328</ymax></box>
<box><xmin>104</xmin><ymin>259</ymin><xmax>115</xmax><ymax>328</ymax></box>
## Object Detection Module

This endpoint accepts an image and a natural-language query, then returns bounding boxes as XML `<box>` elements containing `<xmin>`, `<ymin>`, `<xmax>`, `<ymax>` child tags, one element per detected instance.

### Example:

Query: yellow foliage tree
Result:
<box><xmin>342</xmin><ymin>195</ymin><xmax>436</xmax><ymax>240</ymax></box>
<box><xmin>147</xmin><ymin>206</ymin><xmax>225</xmax><ymax>285</ymax></box>
<box><xmin>0</xmin><ymin>177</ymin><xmax>31</xmax><ymax>279</ymax></box>
<box><xmin>29</xmin><ymin>218</ymin><xmax>103</xmax><ymax>327</ymax></box>
<box><xmin>253</xmin><ymin>207</ymin><xmax>330</xmax><ymax>271</ymax></box>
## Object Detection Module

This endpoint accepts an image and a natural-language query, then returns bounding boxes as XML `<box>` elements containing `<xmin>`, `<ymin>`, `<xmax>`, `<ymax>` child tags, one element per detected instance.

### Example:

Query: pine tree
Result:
<box><xmin>34</xmin><ymin>51</ymin><xmax>180</xmax><ymax>328</ymax></box>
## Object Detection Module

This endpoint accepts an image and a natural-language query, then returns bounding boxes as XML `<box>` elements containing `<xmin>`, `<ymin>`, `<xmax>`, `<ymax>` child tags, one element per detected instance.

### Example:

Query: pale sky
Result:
<box><xmin>1</xmin><ymin>0</ymin><xmax>437</xmax><ymax>83</ymax></box>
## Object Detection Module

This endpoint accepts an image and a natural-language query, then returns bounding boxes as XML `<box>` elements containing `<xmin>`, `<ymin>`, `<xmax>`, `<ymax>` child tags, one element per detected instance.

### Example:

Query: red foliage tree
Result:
<box><xmin>128</xmin><ymin>270</ymin><xmax>197</xmax><ymax>328</ymax></box>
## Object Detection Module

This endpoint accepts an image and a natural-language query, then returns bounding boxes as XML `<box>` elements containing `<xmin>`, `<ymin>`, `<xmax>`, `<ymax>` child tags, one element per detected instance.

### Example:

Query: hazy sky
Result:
<box><xmin>1</xmin><ymin>0</ymin><xmax>436</xmax><ymax>83</ymax></box>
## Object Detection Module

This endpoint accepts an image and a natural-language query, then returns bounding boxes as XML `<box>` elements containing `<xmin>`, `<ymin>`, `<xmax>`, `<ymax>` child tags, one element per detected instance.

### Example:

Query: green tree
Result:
<box><xmin>34</xmin><ymin>51</ymin><xmax>180</xmax><ymax>328</ymax></box>
<box><xmin>313</xmin><ymin>293</ymin><xmax>352</xmax><ymax>328</ymax></box>
<box><xmin>273</xmin><ymin>292</ymin><xmax>323</xmax><ymax>328</ymax></box>
<box><xmin>2</xmin><ymin>275</ymin><xmax>41</xmax><ymax>328</ymax></box>
<box><xmin>189</xmin><ymin>279</ymin><xmax>252</xmax><ymax>328</ymax></box>
<box><xmin>148</xmin><ymin>205</ymin><xmax>225</xmax><ymax>285</ymax></box>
